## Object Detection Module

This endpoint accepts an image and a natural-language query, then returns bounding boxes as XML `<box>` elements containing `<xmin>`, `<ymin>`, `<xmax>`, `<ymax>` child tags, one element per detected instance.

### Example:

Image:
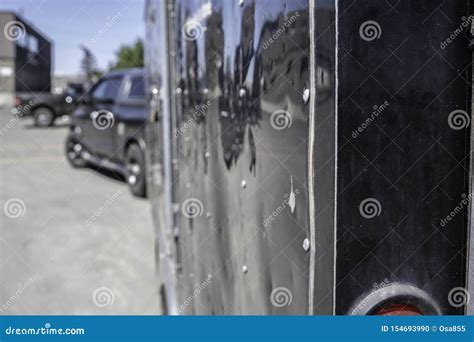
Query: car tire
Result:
<box><xmin>125</xmin><ymin>143</ymin><xmax>147</xmax><ymax>198</ymax></box>
<box><xmin>65</xmin><ymin>134</ymin><xmax>87</xmax><ymax>168</ymax></box>
<box><xmin>33</xmin><ymin>107</ymin><xmax>55</xmax><ymax>127</ymax></box>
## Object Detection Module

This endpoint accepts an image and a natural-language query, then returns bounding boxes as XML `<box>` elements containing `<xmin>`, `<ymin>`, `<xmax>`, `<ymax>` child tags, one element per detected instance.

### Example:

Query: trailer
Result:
<box><xmin>144</xmin><ymin>0</ymin><xmax>473</xmax><ymax>315</ymax></box>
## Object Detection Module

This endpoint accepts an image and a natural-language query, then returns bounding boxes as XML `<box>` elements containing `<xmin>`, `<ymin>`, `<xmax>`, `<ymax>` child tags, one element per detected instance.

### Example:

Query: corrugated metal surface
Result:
<box><xmin>0</xmin><ymin>12</ymin><xmax>16</xmax><ymax>59</ymax></box>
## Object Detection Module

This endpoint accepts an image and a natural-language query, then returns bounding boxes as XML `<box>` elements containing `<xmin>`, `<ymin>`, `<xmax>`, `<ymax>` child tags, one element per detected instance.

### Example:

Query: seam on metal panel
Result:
<box><xmin>333</xmin><ymin>0</ymin><xmax>339</xmax><ymax>316</ymax></box>
<box><xmin>308</xmin><ymin>0</ymin><xmax>317</xmax><ymax>316</ymax></box>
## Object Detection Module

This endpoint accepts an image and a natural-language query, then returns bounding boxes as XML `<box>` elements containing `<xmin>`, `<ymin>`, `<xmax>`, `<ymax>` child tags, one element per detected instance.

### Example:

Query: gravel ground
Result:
<box><xmin>0</xmin><ymin>108</ymin><xmax>160</xmax><ymax>314</ymax></box>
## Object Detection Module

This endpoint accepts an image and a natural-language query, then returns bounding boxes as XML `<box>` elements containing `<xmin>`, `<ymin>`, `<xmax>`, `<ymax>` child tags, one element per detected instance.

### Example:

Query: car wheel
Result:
<box><xmin>65</xmin><ymin>134</ymin><xmax>87</xmax><ymax>168</ymax></box>
<box><xmin>125</xmin><ymin>143</ymin><xmax>147</xmax><ymax>198</ymax></box>
<box><xmin>33</xmin><ymin>107</ymin><xmax>55</xmax><ymax>127</ymax></box>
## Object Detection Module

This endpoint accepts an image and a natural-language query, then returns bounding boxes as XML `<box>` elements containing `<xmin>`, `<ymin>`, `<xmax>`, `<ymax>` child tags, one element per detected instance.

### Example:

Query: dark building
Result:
<box><xmin>0</xmin><ymin>11</ymin><xmax>52</xmax><ymax>106</ymax></box>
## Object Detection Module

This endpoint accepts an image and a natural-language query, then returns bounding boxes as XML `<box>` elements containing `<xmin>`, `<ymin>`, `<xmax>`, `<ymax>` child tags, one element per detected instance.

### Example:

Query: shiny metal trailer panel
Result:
<box><xmin>145</xmin><ymin>0</ymin><xmax>472</xmax><ymax>315</ymax></box>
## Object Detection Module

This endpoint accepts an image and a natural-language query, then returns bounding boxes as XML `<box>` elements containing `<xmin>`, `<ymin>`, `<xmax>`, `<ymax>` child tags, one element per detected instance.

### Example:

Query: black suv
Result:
<box><xmin>15</xmin><ymin>83</ymin><xmax>85</xmax><ymax>127</ymax></box>
<box><xmin>65</xmin><ymin>68</ymin><xmax>148</xmax><ymax>197</ymax></box>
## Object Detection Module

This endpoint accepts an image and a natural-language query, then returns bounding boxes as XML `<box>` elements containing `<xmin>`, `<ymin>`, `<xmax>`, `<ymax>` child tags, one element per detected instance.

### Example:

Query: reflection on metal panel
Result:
<box><xmin>169</xmin><ymin>0</ymin><xmax>311</xmax><ymax>315</ymax></box>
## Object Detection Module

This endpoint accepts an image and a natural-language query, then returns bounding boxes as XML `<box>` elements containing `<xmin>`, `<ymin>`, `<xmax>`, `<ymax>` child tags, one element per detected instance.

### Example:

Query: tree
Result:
<box><xmin>79</xmin><ymin>45</ymin><xmax>101</xmax><ymax>84</ymax></box>
<box><xmin>110</xmin><ymin>39</ymin><xmax>144</xmax><ymax>70</ymax></box>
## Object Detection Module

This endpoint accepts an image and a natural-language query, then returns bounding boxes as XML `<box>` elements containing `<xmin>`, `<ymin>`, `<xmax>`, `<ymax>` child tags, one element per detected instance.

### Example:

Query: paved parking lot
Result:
<box><xmin>0</xmin><ymin>105</ymin><xmax>472</xmax><ymax>315</ymax></box>
<box><xmin>0</xmin><ymin>108</ymin><xmax>160</xmax><ymax>314</ymax></box>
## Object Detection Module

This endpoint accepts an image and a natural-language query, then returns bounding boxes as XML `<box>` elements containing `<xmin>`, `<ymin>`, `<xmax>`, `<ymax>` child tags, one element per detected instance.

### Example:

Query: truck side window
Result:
<box><xmin>92</xmin><ymin>76</ymin><xmax>124</xmax><ymax>102</ymax></box>
<box><xmin>128</xmin><ymin>76</ymin><xmax>145</xmax><ymax>99</ymax></box>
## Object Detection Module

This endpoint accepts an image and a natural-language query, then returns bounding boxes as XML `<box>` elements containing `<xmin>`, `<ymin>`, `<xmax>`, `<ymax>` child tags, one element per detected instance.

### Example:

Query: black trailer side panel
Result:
<box><xmin>335</xmin><ymin>0</ymin><xmax>472</xmax><ymax>315</ymax></box>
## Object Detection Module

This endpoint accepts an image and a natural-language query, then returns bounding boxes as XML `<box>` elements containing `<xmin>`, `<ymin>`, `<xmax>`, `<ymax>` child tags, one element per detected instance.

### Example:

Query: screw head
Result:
<box><xmin>241</xmin><ymin>180</ymin><xmax>247</xmax><ymax>189</ymax></box>
<box><xmin>242</xmin><ymin>265</ymin><xmax>248</xmax><ymax>273</ymax></box>
<box><xmin>303</xmin><ymin>88</ymin><xmax>310</xmax><ymax>104</ymax></box>
<box><xmin>303</xmin><ymin>238</ymin><xmax>310</xmax><ymax>252</ymax></box>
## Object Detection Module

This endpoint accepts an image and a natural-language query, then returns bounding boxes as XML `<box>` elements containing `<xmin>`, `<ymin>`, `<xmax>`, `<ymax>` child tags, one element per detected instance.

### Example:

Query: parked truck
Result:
<box><xmin>14</xmin><ymin>83</ymin><xmax>84</xmax><ymax>127</ymax></box>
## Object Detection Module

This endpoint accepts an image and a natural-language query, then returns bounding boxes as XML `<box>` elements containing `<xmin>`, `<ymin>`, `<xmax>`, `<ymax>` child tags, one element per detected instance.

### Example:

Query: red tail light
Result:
<box><xmin>375</xmin><ymin>304</ymin><xmax>422</xmax><ymax>316</ymax></box>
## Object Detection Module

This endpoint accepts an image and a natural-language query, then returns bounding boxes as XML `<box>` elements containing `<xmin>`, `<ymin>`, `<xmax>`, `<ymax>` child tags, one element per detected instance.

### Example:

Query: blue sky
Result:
<box><xmin>1</xmin><ymin>0</ymin><xmax>145</xmax><ymax>75</ymax></box>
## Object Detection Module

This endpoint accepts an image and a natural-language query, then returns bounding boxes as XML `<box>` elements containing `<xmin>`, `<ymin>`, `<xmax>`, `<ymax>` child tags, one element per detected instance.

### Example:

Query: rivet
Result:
<box><xmin>204</xmin><ymin>151</ymin><xmax>210</xmax><ymax>159</ymax></box>
<box><xmin>303</xmin><ymin>88</ymin><xmax>310</xmax><ymax>104</ymax></box>
<box><xmin>176</xmin><ymin>87</ymin><xmax>183</xmax><ymax>94</ymax></box>
<box><xmin>242</xmin><ymin>265</ymin><xmax>248</xmax><ymax>273</ymax></box>
<box><xmin>241</xmin><ymin>180</ymin><xmax>247</xmax><ymax>189</ymax></box>
<box><xmin>216</xmin><ymin>58</ymin><xmax>223</xmax><ymax>69</ymax></box>
<box><xmin>152</xmin><ymin>87</ymin><xmax>159</xmax><ymax>95</ymax></box>
<box><xmin>303</xmin><ymin>238</ymin><xmax>310</xmax><ymax>252</ymax></box>
<box><xmin>239</xmin><ymin>88</ymin><xmax>246</xmax><ymax>98</ymax></box>
<box><xmin>172</xmin><ymin>203</ymin><xmax>181</xmax><ymax>213</ymax></box>
<box><xmin>220</xmin><ymin>111</ymin><xmax>229</xmax><ymax>118</ymax></box>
